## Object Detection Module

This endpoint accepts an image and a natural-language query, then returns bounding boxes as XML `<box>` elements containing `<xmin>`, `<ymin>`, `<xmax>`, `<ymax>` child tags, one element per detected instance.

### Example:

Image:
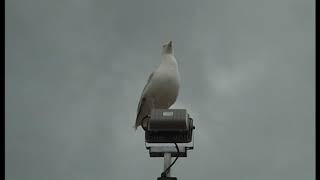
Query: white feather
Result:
<box><xmin>134</xmin><ymin>41</ymin><xmax>180</xmax><ymax>129</ymax></box>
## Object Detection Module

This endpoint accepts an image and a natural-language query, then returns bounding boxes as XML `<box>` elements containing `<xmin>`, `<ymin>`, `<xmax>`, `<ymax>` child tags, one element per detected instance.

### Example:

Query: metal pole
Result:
<box><xmin>163</xmin><ymin>153</ymin><xmax>172</xmax><ymax>177</ymax></box>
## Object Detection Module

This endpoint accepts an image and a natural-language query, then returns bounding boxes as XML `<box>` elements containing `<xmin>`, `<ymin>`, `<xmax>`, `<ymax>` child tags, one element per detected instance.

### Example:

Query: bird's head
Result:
<box><xmin>162</xmin><ymin>41</ymin><xmax>173</xmax><ymax>55</ymax></box>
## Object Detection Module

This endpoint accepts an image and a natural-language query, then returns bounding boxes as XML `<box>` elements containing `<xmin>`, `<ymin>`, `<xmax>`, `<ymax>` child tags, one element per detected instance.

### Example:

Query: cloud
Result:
<box><xmin>6</xmin><ymin>0</ymin><xmax>314</xmax><ymax>180</ymax></box>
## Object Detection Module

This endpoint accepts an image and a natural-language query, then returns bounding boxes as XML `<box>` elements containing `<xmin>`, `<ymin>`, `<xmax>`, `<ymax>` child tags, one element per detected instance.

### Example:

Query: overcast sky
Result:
<box><xmin>5</xmin><ymin>0</ymin><xmax>315</xmax><ymax>180</ymax></box>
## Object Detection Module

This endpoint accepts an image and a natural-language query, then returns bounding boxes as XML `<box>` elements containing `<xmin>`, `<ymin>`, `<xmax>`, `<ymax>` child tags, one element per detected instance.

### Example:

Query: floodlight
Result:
<box><xmin>145</xmin><ymin>109</ymin><xmax>194</xmax><ymax>143</ymax></box>
<box><xmin>143</xmin><ymin>109</ymin><xmax>195</xmax><ymax>180</ymax></box>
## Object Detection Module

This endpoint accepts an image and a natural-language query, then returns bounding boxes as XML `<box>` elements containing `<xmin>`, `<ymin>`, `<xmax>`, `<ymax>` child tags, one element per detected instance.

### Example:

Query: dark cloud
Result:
<box><xmin>6</xmin><ymin>0</ymin><xmax>314</xmax><ymax>180</ymax></box>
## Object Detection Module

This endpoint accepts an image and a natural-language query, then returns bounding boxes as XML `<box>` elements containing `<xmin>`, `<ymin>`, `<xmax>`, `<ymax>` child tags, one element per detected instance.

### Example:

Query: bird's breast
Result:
<box><xmin>147</xmin><ymin>68</ymin><xmax>180</xmax><ymax>108</ymax></box>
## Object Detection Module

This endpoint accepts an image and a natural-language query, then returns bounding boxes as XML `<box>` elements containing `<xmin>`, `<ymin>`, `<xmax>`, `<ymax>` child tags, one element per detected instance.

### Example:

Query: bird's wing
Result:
<box><xmin>141</xmin><ymin>72</ymin><xmax>154</xmax><ymax>99</ymax></box>
<box><xmin>136</xmin><ymin>71</ymin><xmax>154</xmax><ymax>115</ymax></box>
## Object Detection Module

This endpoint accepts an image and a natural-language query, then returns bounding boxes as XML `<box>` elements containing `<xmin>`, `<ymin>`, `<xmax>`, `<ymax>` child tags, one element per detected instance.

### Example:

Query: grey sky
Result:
<box><xmin>5</xmin><ymin>0</ymin><xmax>315</xmax><ymax>180</ymax></box>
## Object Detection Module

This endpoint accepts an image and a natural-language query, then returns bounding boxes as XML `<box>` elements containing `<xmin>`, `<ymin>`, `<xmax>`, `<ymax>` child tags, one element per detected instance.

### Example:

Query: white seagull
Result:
<box><xmin>134</xmin><ymin>41</ymin><xmax>181</xmax><ymax>130</ymax></box>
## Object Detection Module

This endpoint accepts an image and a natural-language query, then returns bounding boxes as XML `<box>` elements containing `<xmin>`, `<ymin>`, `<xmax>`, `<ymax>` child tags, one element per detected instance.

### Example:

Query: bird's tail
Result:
<box><xmin>132</xmin><ymin>124</ymin><xmax>138</xmax><ymax>131</ymax></box>
<box><xmin>133</xmin><ymin>118</ymin><xmax>139</xmax><ymax>131</ymax></box>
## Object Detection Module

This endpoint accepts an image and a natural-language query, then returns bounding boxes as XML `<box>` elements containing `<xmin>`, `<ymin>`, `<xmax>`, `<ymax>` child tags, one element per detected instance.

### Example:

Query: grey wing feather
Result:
<box><xmin>134</xmin><ymin>72</ymin><xmax>154</xmax><ymax>129</ymax></box>
<box><xmin>136</xmin><ymin>72</ymin><xmax>154</xmax><ymax>114</ymax></box>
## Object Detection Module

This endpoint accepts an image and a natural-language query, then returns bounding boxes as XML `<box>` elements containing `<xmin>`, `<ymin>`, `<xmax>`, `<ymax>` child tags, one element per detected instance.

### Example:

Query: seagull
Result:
<box><xmin>134</xmin><ymin>41</ymin><xmax>181</xmax><ymax>130</ymax></box>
